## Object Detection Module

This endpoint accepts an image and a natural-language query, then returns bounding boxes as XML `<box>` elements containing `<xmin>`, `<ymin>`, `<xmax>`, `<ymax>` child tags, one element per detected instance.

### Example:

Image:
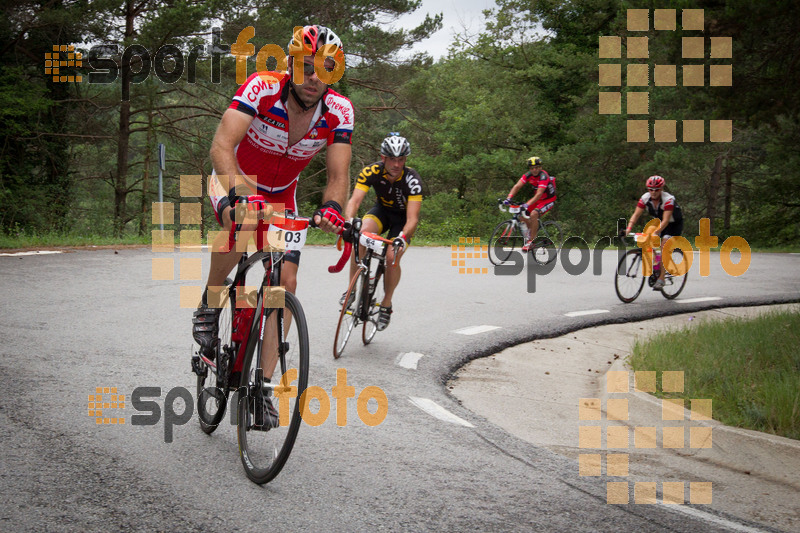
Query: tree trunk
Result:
<box><xmin>139</xmin><ymin>114</ymin><xmax>153</xmax><ymax>236</ymax></box>
<box><xmin>706</xmin><ymin>154</ymin><xmax>725</xmax><ymax>233</ymax></box>
<box><xmin>114</xmin><ymin>0</ymin><xmax>135</xmax><ymax>237</ymax></box>
<box><xmin>724</xmin><ymin>162</ymin><xmax>733</xmax><ymax>230</ymax></box>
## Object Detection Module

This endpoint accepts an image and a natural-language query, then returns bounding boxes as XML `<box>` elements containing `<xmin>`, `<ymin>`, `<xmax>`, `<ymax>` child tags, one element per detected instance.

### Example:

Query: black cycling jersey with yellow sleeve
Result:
<box><xmin>354</xmin><ymin>162</ymin><xmax>423</xmax><ymax>212</ymax></box>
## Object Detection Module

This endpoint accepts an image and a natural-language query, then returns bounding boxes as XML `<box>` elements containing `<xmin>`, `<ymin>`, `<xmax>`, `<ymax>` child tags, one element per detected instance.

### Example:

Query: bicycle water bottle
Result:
<box><xmin>522</xmin><ymin>226</ymin><xmax>531</xmax><ymax>242</ymax></box>
<box><xmin>654</xmin><ymin>248</ymin><xmax>661</xmax><ymax>273</ymax></box>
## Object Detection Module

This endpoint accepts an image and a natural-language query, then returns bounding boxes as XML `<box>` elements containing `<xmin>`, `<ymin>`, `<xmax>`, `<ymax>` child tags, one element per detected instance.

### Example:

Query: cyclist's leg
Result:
<box><xmin>345</xmin><ymin>207</ymin><xmax>383</xmax><ymax>300</ymax></box>
<box><xmin>259</xmin><ymin>252</ymin><xmax>300</xmax><ymax>382</ymax></box>
<box><xmin>381</xmin><ymin>210</ymin><xmax>407</xmax><ymax>309</ymax></box>
<box><xmin>195</xmin><ymin>176</ymin><xmax>247</xmax><ymax>352</ymax></box>
<box><xmin>659</xmin><ymin>220</ymin><xmax>683</xmax><ymax>281</ymax></box>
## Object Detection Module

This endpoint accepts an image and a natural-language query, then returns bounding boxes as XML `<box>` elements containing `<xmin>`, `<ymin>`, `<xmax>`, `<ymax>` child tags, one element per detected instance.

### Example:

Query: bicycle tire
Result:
<box><xmin>660</xmin><ymin>248</ymin><xmax>688</xmax><ymax>300</ymax></box>
<box><xmin>488</xmin><ymin>220</ymin><xmax>523</xmax><ymax>265</ymax></box>
<box><xmin>615</xmin><ymin>249</ymin><xmax>646</xmax><ymax>303</ymax></box>
<box><xmin>541</xmin><ymin>220</ymin><xmax>563</xmax><ymax>249</ymax></box>
<box><xmin>334</xmin><ymin>267</ymin><xmax>364</xmax><ymax>358</ymax></box>
<box><xmin>196</xmin><ymin>283</ymin><xmax>234</xmax><ymax>434</ymax></box>
<box><xmin>237</xmin><ymin>290</ymin><xmax>309</xmax><ymax>485</ymax></box>
<box><xmin>531</xmin><ymin>238</ymin><xmax>556</xmax><ymax>265</ymax></box>
<box><xmin>363</xmin><ymin>261</ymin><xmax>384</xmax><ymax>345</ymax></box>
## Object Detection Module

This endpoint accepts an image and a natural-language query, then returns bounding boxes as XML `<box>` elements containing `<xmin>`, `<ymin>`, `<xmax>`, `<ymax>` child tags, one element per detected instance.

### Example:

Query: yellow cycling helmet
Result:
<box><xmin>527</xmin><ymin>156</ymin><xmax>542</xmax><ymax>167</ymax></box>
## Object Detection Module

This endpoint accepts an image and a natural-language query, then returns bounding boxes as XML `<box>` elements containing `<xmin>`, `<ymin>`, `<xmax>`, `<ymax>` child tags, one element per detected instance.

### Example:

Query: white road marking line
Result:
<box><xmin>454</xmin><ymin>325</ymin><xmax>500</xmax><ymax>335</ymax></box>
<box><xmin>676</xmin><ymin>297</ymin><xmax>723</xmax><ymax>304</ymax></box>
<box><xmin>655</xmin><ymin>501</ymin><xmax>769</xmax><ymax>533</ymax></box>
<box><xmin>0</xmin><ymin>250</ymin><xmax>64</xmax><ymax>257</ymax></box>
<box><xmin>396</xmin><ymin>352</ymin><xmax>424</xmax><ymax>370</ymax></box>
<box><xmin>408</xmin><ymin>397</ymin><xmax>474</xmax><ymax>428</ymax></box>
<box><xmin>564</xmin><ymin>309</ymin><xmax>610</xmax><ymax>317</ymax></box>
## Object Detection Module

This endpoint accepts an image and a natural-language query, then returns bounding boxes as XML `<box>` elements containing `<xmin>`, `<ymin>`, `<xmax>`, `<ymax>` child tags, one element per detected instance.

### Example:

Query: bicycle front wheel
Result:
<box><xmin>615</xmin><ymin>249</ymin><xmax>646</xmax><ymax>303</ymax></box>
<box><xmin>660</xmin><ymin>248</ymin><xmax>688</xmax><ymax>300</ymax></box>
<box><xmin>334</xmin><ymin>267</ymin><xmax>364</xmax><ymax>358</ymax></box>
<box><xmin>196</xmin><ymin>283</ymin><xmax>233</xmax><ymax>434</ymax></box>
<box><xmin>488</xmin><ymin>220</ymin><xmax>523</xmax><ymax>265</ymax></box>
<box><xmin>237</xmin><ymin>291</ymin><xmax>309</xmax><ymax>485</ymax></box>
<box><xmin>363</xmin><ymin>262</ymin><xmax>384</xmax><ymax>345</ymax></box>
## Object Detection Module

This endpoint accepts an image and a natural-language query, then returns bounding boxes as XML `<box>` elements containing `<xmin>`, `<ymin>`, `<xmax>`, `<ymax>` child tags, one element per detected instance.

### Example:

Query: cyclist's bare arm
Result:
<box><xmin>401</xmin><ymin>199</ymin><xmax>421</xmax><ymax>240</ymax></box>
<box><xmin>314</xmin><ymin>142</ymin><xmax>351</xmax><ymax>233</ymax></box>
<box><xmin>210</xmin><ymin>108</ymin><xmax>255</xmax><ymax>227</ymax></box>
<box><xmin>507</xmin><ymin>180</ymin><xmax>525</xmax><ymax>198</ymax></box>
<box><xmin>625</xmin><ymin>206</ymin><xmax>646</xmax><ymax>233</ymax></box>
<box><xmin>345</xmin><ymin>186</ymin><xmax>368</xmax><ymax>220</ymax></box>
<box><xmin>656</xmin><ymin>209</ymin><xmax>673</xmax><ymax>236</ymax></box>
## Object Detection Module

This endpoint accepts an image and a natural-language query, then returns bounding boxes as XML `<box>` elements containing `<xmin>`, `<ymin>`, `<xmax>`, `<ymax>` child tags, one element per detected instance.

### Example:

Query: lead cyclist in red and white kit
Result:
<box><xmin>503</xmin><ymin>156</ymin><xmax>557</xmax><ymax>251</ymax></box>
<box><xmin>192</xmin><ymin>26</ymin><xmax>353</xmax><ymax>386</ymax></box>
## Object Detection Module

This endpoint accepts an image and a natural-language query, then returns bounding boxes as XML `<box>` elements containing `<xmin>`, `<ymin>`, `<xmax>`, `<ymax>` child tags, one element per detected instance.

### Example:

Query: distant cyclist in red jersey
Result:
<box><xmin>503</xmin><ymin>156</ymin><xmax>557</xmax><ymax>251</ymax></box>
<box><xmin>192</xmin><ymin>25</ymin><xmax>353</xmax><ymax>368</ymax></box>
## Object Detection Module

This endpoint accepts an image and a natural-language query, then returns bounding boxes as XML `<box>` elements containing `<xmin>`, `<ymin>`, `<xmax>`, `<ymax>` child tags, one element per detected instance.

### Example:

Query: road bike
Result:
<box><xmin>193</xmin><ymin>210</ymin><xmax>342</xmax><ymax>484</ymax></box>
<box><xmin>333</xmin><ymin>218</ymin><xmax>398</xmax><ymax>359</ymax></box>
<box><xmin>614</xmin><ymin>233</ymin><xmax>689</xmax><ymax>303</ymax></box>
<box><xmin>488</xmin><ymin>200</ymin><xmax>563</xmax><ymax>266</ymax></box>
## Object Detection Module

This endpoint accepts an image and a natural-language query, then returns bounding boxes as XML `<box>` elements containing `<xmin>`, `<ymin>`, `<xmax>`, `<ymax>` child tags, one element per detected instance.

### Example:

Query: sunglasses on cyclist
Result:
<box><xmin>299</xmin><ymin>59</ymin><xmax>336</xmax><ymax>77</ymax></box>
<box><xmin>648</xmin><ymin>187</ymin><xmax>661</xmax><ymax>192</ymax></box>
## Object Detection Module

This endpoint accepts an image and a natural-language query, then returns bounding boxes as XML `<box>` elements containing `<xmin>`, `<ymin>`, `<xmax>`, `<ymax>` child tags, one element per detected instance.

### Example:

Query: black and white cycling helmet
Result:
<box><xmin>380</xmin><ymin>133</ymin><xmax>411</xmax><ymax>157</ymax></box>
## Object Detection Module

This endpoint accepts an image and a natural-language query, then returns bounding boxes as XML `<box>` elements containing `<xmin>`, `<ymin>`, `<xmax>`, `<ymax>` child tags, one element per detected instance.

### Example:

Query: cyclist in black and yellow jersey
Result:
<box><xmin>343</xmin><ymin>133</ymin><xmax>423</xmax><ymax>329</ymax></box>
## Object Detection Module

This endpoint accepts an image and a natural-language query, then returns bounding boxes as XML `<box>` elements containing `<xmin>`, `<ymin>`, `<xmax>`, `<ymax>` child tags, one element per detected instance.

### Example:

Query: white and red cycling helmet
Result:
<box><xmin>646</xmin><ymin>175</ymin><xmax>665</xmax><ymax>190</ymax></box>
<box><xmin>287</xmin><ymin>25</ymin><xmax>344</xmax><ymax>62</ymax></box>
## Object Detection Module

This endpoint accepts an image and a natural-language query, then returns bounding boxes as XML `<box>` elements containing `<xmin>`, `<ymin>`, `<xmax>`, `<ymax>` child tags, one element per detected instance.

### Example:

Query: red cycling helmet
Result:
<box><xmin>646</xmin><ymin>175</ymin><xmax>665</xmax><ymax>190</ymax></box>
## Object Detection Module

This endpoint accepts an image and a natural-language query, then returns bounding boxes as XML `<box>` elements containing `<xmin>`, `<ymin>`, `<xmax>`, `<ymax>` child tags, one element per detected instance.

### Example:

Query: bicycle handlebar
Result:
<box><xmin>496</xmin><ymin>199</ymin><xmax>530</xmax><ymax>219</ymax></box>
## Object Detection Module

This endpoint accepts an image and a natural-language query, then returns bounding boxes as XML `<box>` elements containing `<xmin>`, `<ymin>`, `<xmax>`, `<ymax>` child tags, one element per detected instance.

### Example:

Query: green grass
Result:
<box><xmin>0</xmin><ymin>231</ymin><xmax>150</xmax><ymax>249</ymax></box>
<box><xmin>629</xmin><ymin>309</ymin><xmax>800</xmax><ymax>441</ymax></box>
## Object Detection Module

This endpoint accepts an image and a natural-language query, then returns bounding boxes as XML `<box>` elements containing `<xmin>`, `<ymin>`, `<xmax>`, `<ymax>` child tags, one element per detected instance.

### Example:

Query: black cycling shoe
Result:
<box><xmin>192</xmin><ymin>298</ymin><xmax>221</xmax><ymax>356</ymax></box>
<box><xmin>339</xmin><ymin>291</ymin><xmax>354</xmax><ymax>309</ymax></box>
<box><xmin>251</xmin><ymin>394</ymin><xmax>279</xmax><ymax>431</ymax></box>
<box><xmin>377</xmin><ymin>305</ymin><xmax>392</xmax><ymax>331</ymax></box>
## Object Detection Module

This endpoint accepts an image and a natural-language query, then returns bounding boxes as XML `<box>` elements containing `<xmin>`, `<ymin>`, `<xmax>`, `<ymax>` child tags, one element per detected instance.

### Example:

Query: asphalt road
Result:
<box><xmin>1</xmin><ymin>245</ymin><xmax>798</xmax><ymax>532</ymax></box>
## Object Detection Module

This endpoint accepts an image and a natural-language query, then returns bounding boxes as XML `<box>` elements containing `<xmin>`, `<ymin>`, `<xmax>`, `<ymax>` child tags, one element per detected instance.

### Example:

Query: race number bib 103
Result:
<box><xmin>267</xmin><ymin>225</ymin><xmax>307</xmax><ymax>252</ymax></box>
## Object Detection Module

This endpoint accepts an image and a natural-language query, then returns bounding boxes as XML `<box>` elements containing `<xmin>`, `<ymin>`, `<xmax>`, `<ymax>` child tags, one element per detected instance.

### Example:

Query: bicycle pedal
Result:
<box><xmin>191</xmin><ymin>355</ymin><xmax>207</xmax><ymax>377</ymax></box>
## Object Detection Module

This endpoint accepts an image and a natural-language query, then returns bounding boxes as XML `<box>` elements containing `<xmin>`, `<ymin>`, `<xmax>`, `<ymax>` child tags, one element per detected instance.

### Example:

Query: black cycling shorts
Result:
<box><xmin>364</xmin><ymin>205</ymin><xmax>408</xmax><ymax>241</ymax></box>
<box><xmin>662</xmin><ymin>220</ymin><xmax>683</xmax><ymax>241</ymax></box>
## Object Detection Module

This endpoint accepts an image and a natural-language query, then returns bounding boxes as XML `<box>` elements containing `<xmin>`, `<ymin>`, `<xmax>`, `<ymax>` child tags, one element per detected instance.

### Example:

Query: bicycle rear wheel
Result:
<box><xmin>541</xmin><ymin>220</ymin><xmax>563</xmax><ymax>248</ymax></box>
<box><xmin>334</xmin><ymin>267</ymin><xmax>364</xmax><ymax>358</ymax></box>
<box><xmin>531</xmin><ymin>238</ymin><xmax>556</xmax><ymax>265</ymax></box>
<box><xmin>488</xmin><ymin>220</ymin><xmax>523</xmax><ymax>265</ymax></box>
<box><xmin>615</xmin><ymin>249</ymin><xmax>646</xmax><ymax>303</ymax></box>
<box><xmin>660</xmin><ymin>248</ymin><xmax>688</xmax><ymax>299</ymax></box>
<box><xmin>237</xmin><ymin>291</ymin><xmax>309</xmax><ymax>485</ymax></box>
<box><xmin>363</xmin><ymin>261</ymin><xmax>384</xmax><ymax>345</ymax></box>
<box><xmin>196</xmin><ymin>283</ymin><xmax>233</xmax><ymax>434</ymax></box>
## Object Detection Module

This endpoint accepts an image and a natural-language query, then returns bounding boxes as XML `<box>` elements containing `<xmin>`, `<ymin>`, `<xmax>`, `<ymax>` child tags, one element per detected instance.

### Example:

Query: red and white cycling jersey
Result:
<box><xmin>519</xmin><ymin>169</ymin><xmax>557</xmax><ymax>201</ymax></box>
<box><xmin>209</xmin><ymin>71</ymin><xmax>353</xmax><ymax>216</ymax></box>
<box><xmin>637</xmin><ymin>191</ymin><xmax>682</xmax><ymax>223</ymax></box>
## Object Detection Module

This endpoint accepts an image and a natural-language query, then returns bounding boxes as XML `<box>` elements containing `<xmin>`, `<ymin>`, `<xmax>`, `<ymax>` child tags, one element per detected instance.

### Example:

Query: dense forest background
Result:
<box><xmin>2</xmin><ymin>0</ymin><xmax>799</xmax><ymax>246</ymax></box>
